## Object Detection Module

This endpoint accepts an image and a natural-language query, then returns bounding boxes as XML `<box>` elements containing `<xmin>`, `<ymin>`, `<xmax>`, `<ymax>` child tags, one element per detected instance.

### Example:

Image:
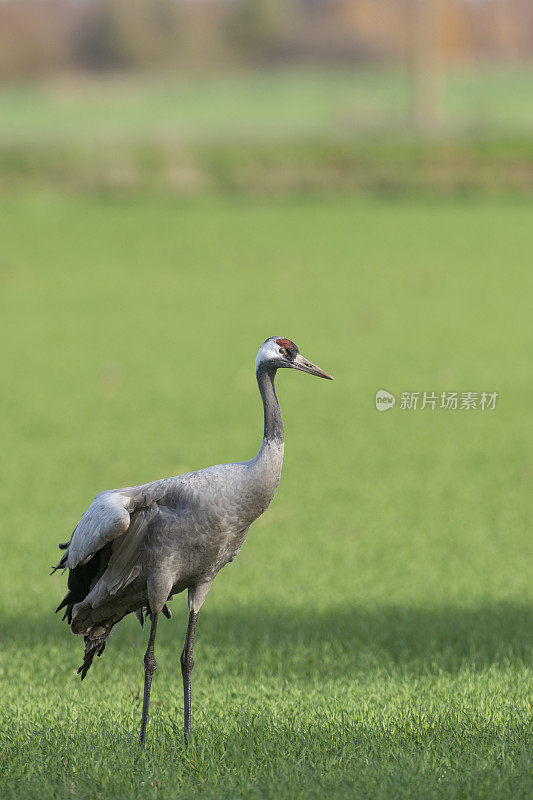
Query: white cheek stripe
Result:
<box><xmin>255</xmin><ymin>339</ymin><xmax>282</xmax><ymax>372</ymax></box>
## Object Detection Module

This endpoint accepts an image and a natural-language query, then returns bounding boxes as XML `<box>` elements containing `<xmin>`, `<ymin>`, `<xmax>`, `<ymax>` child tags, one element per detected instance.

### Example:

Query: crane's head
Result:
<box><xmin>255</xmin><ymin>337</ymin><xmax>333</xmax><ymax>380</ymax></box>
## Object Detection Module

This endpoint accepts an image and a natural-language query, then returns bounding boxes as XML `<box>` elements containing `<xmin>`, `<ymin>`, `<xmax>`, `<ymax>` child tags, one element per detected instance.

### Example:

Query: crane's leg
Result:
<box><xmin>180</xmin><ymin>610</ymin><xmax>198</xmax><ymax>742</ymax></box>
<box><xmin>140</xmin><ymin>611</ymin><xmax>159</xmax><ymax>744</ymax></box>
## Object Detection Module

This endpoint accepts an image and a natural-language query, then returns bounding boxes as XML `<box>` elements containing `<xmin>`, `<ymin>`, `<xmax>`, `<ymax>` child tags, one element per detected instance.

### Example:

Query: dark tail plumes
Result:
<box><xmin>53</xmin><ymin>539</ymin><xmax>115</xmax><ymax>678</ymax></box>
<box><xmin>53</xmin><ymin>541</ymin><xmax>171</xmax><ymax>681</ymax></box>
<box><xmin>54</xmin><ymin>540</ymin><xmax>112</xmax><ymax>625</ymax></box>
<box><xmin>77</xmin><ymin>628</ymin><xmax>111</xmax><ymax>681</ymax></box>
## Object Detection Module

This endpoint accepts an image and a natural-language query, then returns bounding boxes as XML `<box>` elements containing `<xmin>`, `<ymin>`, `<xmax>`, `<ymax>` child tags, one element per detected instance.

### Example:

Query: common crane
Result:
<box><xmin>53</xmin><ymin>337</ymin><xmax>333</xmax><ymax>743</ymax></box>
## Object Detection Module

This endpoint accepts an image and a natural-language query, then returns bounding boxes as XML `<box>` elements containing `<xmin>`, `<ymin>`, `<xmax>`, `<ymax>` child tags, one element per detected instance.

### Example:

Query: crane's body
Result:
<box><xmin>53</xmin><ymin>337</ymin><xmax>332</xmax><ymax>742</ymax></box>
<box><xmin>66</xmin><ymin>439</ymin><xmax>283</xmax><ymax>636</ymax></box>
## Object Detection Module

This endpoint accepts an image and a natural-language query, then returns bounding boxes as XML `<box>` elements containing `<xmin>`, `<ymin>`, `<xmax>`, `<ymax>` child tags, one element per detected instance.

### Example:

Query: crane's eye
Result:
<box><xmin>278</xmin><ymin>347</ymin><xmax>287</xmax><ymax>355</ymax></box>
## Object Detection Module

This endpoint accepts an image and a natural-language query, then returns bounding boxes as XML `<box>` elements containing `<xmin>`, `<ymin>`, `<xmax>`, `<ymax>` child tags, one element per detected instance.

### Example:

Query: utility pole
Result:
<box><xmin>410</xmin><ymin>0</ymin><xmax>443</xmax><ymax>131</ymax></box>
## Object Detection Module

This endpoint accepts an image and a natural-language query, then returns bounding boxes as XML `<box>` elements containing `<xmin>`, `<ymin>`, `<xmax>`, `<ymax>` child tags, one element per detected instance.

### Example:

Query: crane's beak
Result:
<box><xmin>292</xmin><ymin>353</ymin><xmax>334</xmax><ymax>380</ymax></box>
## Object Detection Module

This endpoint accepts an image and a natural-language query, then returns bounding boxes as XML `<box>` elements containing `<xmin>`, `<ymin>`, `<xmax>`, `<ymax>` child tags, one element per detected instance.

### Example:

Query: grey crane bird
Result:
<box><xmin>53</xmin><ymin>337</ymin><xmax>333</xmax><ymax>743</ymax></box>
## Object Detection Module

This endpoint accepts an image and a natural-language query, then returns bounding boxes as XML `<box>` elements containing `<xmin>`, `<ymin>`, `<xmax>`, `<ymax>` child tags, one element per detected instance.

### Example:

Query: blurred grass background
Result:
<box><xmin>0</xmin><ymin>1</ymin><xmax>532</xmax><ymax>798</ymax></box>
<box><xmin>1</xmin><ymin>66</ymin><xmax>533</xmax><ymax>194</ymax></box>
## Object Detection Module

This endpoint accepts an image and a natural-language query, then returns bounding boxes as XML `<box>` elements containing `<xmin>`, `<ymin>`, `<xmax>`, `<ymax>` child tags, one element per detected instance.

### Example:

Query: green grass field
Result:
<box><xmin>0</xmin><ymin>193</ymin><xmax>531</xmax><ymax>798</ymax></box>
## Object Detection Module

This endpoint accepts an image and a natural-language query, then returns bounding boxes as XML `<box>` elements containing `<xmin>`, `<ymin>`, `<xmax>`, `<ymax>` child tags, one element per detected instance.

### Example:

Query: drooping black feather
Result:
<box><xmin>50</xmin><ymin>550</ymin><xmax>68</xmax><ymax>575</ymax></box>
<box><xmin>53</xmin><ymin>539</ymin><xmax>169</xmax><ymax>681</ymax></box>
<box><xmin>55</xmin><ymin>543</ymin><xmax>111</xmax><ymax>626</ymax></box>
<box><xmin>77</xmin><ymin>636</ymin><xmax>108</xmax><ymax>681</ymax></box>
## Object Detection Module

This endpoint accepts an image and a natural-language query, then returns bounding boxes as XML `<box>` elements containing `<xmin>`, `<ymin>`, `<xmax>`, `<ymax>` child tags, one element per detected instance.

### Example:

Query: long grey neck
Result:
<box><xmin>256</xmin><ymin>366</ymin><xmax>284</xmax><ymax>447</ymax></box>
<box><xmin>248</xmin><ymin>366</ymin><xmax>284</xmax><ymax>508</ymax></box>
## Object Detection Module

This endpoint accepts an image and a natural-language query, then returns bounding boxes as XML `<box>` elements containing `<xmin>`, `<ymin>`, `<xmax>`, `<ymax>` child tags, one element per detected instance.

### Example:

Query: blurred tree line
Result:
<box><xmin>0</xmin><ymin>0</ymin><xmax>531</xmax><ymax>80</ymax></box>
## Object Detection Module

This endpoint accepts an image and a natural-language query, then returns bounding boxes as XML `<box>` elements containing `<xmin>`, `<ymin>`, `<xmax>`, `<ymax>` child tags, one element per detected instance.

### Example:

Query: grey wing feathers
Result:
<box><xmin>67</xmin><ymin>491</ymin><xmax>130</xmax><ymax>569</ymax></box>
<box><xmin>66</xmin><ymin>479</ymin><xmax>171</xmax><ymax>570</ymax></box>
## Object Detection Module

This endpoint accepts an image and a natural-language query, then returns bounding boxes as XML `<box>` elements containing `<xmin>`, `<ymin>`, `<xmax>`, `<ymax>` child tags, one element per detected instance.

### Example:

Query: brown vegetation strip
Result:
<box><xmin>1</xmin><ymin>138</ymin><xmax>533</xmax><ymax>196</ymax></box>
